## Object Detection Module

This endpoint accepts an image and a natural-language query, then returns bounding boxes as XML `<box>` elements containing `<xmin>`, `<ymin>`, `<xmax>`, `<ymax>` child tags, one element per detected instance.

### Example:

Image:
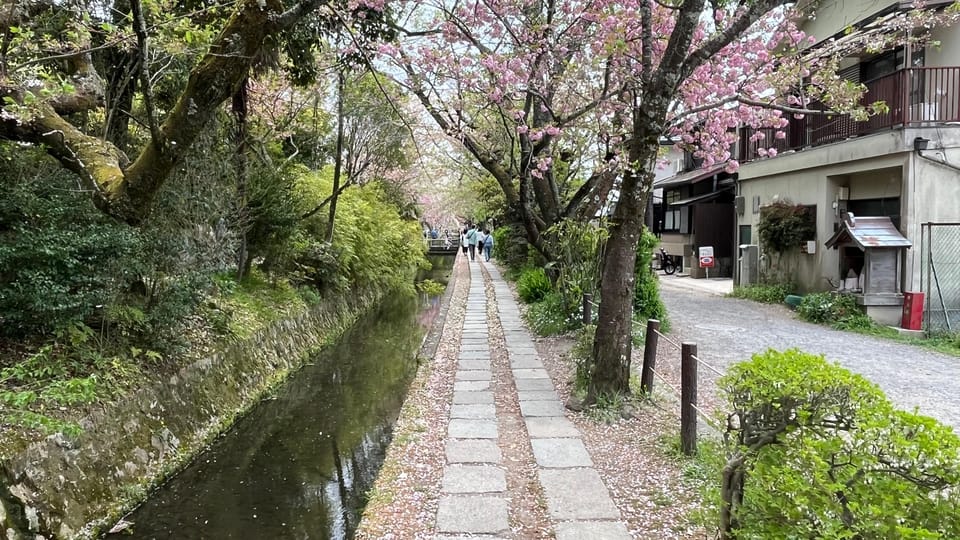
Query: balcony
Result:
<box><xmin>738</xmin><ymin>67</ymin><xmax>960</xmax><ymax>162</ymax></box>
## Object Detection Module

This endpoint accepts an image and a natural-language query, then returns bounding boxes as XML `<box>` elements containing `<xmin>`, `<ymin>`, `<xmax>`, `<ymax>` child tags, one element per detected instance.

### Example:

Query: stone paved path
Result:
<box><xmin>436</xmin><ymin>260</ymin><xmax>631</xmax><ymax>539</ymax></box>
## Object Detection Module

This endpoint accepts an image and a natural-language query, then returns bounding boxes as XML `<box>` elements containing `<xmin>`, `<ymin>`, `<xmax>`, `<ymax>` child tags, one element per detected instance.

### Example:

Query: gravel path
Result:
<box><xmin>659</xmin><ymin>281</ymin><xmax>960</xmax><ymax>430</ymax></box>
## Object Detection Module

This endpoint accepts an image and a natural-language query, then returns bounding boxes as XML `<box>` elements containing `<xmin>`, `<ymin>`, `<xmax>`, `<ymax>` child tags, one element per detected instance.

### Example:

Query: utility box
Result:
<box><xmin>739</xmin><ymin>244</ymin><xmax>759</xmax><ymax>286</ymax></box>
<box><xmin>901</xmin><ymin>291</ymin><xmax>924</xmax><ymax>330</ymax></box>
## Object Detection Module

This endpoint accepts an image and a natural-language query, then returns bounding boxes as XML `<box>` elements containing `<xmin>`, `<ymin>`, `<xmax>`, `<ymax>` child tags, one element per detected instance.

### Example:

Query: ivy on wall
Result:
<box><xmin>757</xmin><ymin>201</ymin><xmax>816</xmax><ymax>254</ymax></box>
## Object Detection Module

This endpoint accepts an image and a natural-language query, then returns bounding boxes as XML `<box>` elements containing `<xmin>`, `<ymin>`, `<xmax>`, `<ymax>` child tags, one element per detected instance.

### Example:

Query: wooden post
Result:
<box><xmin>582</xmin><ymin>293</ymin><xmax>592</xmax><ymax>325</ymax></box>
<box><xmin>681</xmin><ymin>342</ymin><xmax>698</xmax><ymax>456</ymax></box>
<box><xmin>640</xmin><ymin>319</ymin><xmax>660</xmax><ymax>395</ymax></box>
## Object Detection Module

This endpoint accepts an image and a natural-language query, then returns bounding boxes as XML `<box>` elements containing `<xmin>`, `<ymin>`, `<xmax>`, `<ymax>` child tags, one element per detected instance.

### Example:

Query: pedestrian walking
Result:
<box><xmin>483</xmin><ymin>229</ymin><xmax>494</xmax><ymax>261</ymax></box>
<box><xmin>460</xmin><ymin>227</ymin><xmax>469</xmax><ymax>255</ymax></box>
<box><xmin>476</xmin><ymin>228</ymin><xmax>486</xmax><ymax>255</ymax></box>
<box><xmin>466</xmin><ymin>224</ymin><xmax>478</xmax><ymax>261</ymax></box>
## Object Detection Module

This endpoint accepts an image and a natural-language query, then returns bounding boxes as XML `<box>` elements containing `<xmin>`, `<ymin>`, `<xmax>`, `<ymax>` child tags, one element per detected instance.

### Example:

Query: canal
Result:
<box><xmin>108</xmin><ymin>258</ymin><xmax>453</xmax><ymax>539</ymax></box>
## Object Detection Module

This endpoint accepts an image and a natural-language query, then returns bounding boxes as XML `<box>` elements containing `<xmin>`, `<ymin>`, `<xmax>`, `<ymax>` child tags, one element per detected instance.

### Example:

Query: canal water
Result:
<box><xmin>109</xmin><ymin>260</ymin><xmax>452</xmax><ymax>539</ymax></box>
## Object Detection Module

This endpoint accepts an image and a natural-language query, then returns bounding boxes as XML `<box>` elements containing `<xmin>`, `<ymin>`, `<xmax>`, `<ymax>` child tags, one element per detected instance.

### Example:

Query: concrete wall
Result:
<box><xmin>924</xmin><ymin>26</ymin><xmax>960</xmax><ymax>69</ymax></box>
<box><xmin>0</xmin><ymin>286</ymin><xmax>395</xmax><ymax>539</ymax></box>
<box><xmin>800</xmin><ymin>0</ymin><xmax>896</xmax><ymax>41</ymax></box>
<box><xmin>738</xmin><ymin>126</ymin><xmax>960</xmax><ymax>295</ymax></box>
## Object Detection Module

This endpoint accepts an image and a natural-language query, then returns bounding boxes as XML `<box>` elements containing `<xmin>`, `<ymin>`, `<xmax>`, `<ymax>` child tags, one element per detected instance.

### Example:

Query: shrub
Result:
<box><xmin>728</xmin><ymin>283</ymin><xmax>793</xmax><ymax>304</ymax></box>
<box><xmin>517</xmin><ymin>267</ymin><xmax>552</xmax><ymax>303</ymax></box>
<box><xmin>634</xmin><ymin>229</ymin><xmax>667</xmax><ymax>322</ymax></box>
<box><xmin>757</xmin><ymin>201</ymin><xmax>815</xmax><ymax>254</ymax></box>
<box><xmin>492</xmin><ymin>223</ymin><xmax>533</xmax><ymax>272</ymax></box>
<box><xmin>546</xmin><ymin>219</ymin><xmax>607</xmax><ymax>308</ymax></box>
<box><xmin>712</xmin><ymin>349</ymin><xmax>960</xmax><ymax>539</ymax></box>
<box><xmin>524</xmin><ymin>291</ymin><xmax>578</xmax><ymax>336</ymax></box>
<box><xmin>797</xmin><ymin>291</ymin><xmax>874</xmax><ymax>329</ymax></box>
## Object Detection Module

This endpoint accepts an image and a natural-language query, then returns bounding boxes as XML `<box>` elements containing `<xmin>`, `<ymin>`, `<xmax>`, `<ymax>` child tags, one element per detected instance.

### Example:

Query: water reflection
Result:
<box><xmin>109</xmin><ymin>288</ymin><xmax>440</xmax><ymax>540</ymax></box>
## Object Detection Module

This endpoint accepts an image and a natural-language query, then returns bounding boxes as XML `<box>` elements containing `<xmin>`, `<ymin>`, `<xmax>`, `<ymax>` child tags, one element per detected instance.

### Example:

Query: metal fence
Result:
<box><xmin>920</xmin><ymin>223</ymin><xmax>960</xmax><ymax>332</ymax></box>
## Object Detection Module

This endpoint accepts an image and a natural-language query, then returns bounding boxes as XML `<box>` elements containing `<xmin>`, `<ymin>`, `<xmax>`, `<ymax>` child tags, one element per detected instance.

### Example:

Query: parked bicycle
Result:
<box><xmin>655</xmin><ymin>247</ymin><xmax>678</xmax><ymax>275</ymax></box>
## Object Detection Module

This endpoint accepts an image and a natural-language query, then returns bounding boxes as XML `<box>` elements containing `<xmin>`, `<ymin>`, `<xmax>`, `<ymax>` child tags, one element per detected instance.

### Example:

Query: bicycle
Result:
<box><xmin>655</xmin><ymin>247</ymin><xmax>678</xmax><ymax>275</ymax></box>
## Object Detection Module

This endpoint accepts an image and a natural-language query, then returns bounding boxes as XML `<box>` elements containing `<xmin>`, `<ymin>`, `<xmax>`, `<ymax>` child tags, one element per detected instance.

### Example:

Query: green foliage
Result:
<box><xmin>546</xmin><ymin>219</ymin><xmax>607</xmax><ymax>310</ymax></box>
<box><xmin>215</xmin><ymin>269</ymin><xmax>307</xmax><ymax>339</ymax></box>
<box><xmin>728</xmin><ymin>283</ymin><xmax>793</xmax><ymax>304</ymax></box>
<box><xmin>416</xmin><ymin>279</ymin><xmax>445</xmax><ymax>297</ymax></box>
<box><xmin>797</xmin><ymin>292</ymin><xmax>874</xmax><ymax>329</ymax></box>
<box><xmin>757</xmin><ymin>201</ymin><xmax>815</xmax><ymax>254</ymax></box>
<box><xmin>634</xmin><ymin>229</ymin><xmax>667</xmax><ymax>322</ymax></box>
<box><xmin>524</xmin><ymin>291</ymin><xmax>580</xmax><ymax>337</ymax></box>
<box><xmin>516</xmin><ymin>267</ymin><xmax>552</xmax><ymax>303</ymax></box>
<box><xmin>491</xmin><ymin>223</ymin><xmax>532</xmax><ymax>272</ymax></box>
<box><xmin>291</xmin><ymin>168</ymin><xmax>426</xmax><ymax>295</ymax></box>
<box><xmin>713</xmin><ymin>349</ymin><xmax>960</xmax><ymax>539</ymax></box>
<box><xmin>0</xmin><ymin>154</ymin><xmax>142</xmax><ymax>336</ymax></box>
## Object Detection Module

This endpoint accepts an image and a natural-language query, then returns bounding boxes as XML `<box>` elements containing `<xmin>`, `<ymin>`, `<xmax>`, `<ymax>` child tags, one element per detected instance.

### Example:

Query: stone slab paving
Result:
<box><xmin>436</xmin><ymin>260</ymin><xmax>509</xmax><ymax>536</ymax></box>
<box><xmin>482</xmin><ymin>259</ymin><xmax>629</xmax><ymax>536</ymax></box>
<box><xmin>436</xmin><ymin>496</ymin><xmax>509</xmax><ymax>535</ymax></box>
<box><xmin>454</xmin><ymin>380</ymin><xmax>490</xmax><ymax>392</ymax></box>
<box><xmin>530</xmin><ymin>438</ymin><xmax>594</xmax><ymax>468</ymax></box>
<box><xmin>446</xmin><ymin>439</ymin><xmax>502</xmax><ymax>464</ymax></box>
<box><xmin>450</xmin><ymin>403</ymin><xmax>497</xmax><ymax>419</ymax></box>
<box><xmin>525</xmin><ymin>417</ymin><xmax>581</xmax><ymax>438</ymax></box>
<box><xmin>453</xmin><ymin>391</ymin><xmax>494</xmax><ymax>404</ymax></box>
<box><xmin>538</xmin><ymin>469</ymin><xmax>622</xmax><ymax>520</ymax></box>
<box><xmin>519</xmin><ymin>400</ymin><xmax>567</xmax><ymax>417</ymax></box>
<box><xmin>555</xmin><ymin>521</ymin><xmax>632</xmax><ymax>540</ymax></box>
<box><xmin>442</xmin><ymin>464</ymin><xmax>508</xmax><ymax>493</ymax></box>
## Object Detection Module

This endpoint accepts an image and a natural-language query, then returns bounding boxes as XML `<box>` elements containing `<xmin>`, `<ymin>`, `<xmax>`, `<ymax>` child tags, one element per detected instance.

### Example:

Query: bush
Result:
<box><xmin>492</xmin><ymin>223</ymin><xmax>533</xmax><ymax>272</ymax></box>
<box><xmin>524</xmin><ymin>291</ymin><xmax>579</xmax><ymax>336</ymax></box>
<box><xmin>517</xmin><ymin>267</ymin><xmax>552</xmax><ymax>303</ymax></box>
<box><xmin>712</xmin><ymin>349</ymin><xmax>960</xmax><ymax>539</ymax></box>
<box><xmin>728</xmin><ymin>283</ymin><xmax>793</xmax><ymax>304</ymax></box>
<box><xmin>797</xmin><ymin>291</ymin><xmax>874</xmax><ymax>329</ymax></box>
<box><xmin>634</xmin><ymin>229</ymin><xmax>667</xmax><ymax>322</ymax></box>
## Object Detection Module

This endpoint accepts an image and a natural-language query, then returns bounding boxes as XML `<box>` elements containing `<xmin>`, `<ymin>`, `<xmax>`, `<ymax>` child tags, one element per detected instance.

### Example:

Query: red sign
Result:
<box><xmin>699</xmin><ymin>256</ymin><xmax>715</xmax><ymax>268</ymax></box>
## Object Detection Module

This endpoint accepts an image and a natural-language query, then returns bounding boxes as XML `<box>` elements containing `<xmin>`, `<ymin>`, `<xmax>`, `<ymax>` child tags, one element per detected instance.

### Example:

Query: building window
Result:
<box><xmin>663</xmin><ymin>191</ymin><xmax>681</xmax><ymax>232</ymax></box>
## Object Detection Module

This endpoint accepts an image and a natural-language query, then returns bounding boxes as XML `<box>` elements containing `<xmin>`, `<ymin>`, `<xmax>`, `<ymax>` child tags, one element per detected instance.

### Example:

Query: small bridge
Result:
<box><xmin>425</xmin><ymin>237</ymin><xmax>460</xmax><ymax>255</ymax></box>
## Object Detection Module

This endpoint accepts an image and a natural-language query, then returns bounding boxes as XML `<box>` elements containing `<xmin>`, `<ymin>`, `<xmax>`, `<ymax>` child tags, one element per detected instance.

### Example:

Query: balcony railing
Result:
<box><xmin>738</xmin><ymin>67</ymin><xmax>960</xmax><ymax>162</ymax></box>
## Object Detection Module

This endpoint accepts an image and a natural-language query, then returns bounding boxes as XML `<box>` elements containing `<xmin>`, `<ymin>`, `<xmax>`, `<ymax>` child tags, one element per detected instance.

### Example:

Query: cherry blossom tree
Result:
<box><xmin>380</xmin><ymin>0</ymin><xmax>959</xmax><ymax>399</ymax></box>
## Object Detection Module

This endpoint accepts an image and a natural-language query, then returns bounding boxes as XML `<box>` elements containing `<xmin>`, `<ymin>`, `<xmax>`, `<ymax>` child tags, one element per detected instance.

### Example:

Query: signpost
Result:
<box><xmin>699</xmin><ymin>246</ymin><xmax>715</xmax><ymax>278</ymax></box>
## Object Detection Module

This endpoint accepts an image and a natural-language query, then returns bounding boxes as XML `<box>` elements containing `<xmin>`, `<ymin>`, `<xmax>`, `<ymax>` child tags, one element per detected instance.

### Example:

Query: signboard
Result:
<box><xmin>699</xmin><ymin>246</ymin><xmax>715</xmax><ymax>268</ymax></box>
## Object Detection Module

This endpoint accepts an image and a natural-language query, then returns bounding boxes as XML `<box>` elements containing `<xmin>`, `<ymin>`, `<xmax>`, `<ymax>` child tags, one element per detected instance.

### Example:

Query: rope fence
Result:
<box><xmin>582</xmin><ymin>294</ymin><xmax>728</xmax><ymax>456</ymax></box>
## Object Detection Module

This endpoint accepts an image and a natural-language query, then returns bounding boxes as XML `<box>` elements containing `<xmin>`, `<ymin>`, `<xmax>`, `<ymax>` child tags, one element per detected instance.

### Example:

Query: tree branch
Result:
<box><xmin>130</xmin><ymin>0</ymin><xmax>164</xmax><ymax>149</ymax></box>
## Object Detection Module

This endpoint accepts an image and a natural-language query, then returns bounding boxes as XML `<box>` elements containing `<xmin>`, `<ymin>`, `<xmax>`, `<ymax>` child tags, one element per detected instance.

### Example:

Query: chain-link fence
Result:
<box><xmin>920</xmin><ymin>223</ymin><xmax>960</xmax><ymax>332</ymax></box>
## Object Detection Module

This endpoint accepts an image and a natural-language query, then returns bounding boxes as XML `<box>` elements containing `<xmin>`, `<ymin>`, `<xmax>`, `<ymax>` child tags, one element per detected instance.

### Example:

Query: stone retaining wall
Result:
<box><xmin>0</xmin><ymin>288</ymin><xmax>382</xmax><ymax>539</ymax></box>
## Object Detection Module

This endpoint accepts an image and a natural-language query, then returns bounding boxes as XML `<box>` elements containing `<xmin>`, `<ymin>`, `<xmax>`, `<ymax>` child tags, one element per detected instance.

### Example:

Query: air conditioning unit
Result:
<box><xmin>734</xmin><ymin>196</ymin><xmax>745</xmax><ymax>215</ymax></box>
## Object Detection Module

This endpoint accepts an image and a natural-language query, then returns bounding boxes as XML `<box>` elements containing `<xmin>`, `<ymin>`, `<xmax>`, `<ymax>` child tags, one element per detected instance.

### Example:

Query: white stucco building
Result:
<box><xmin>734</xmin><ymin>0</ymin><xmax>960</xmax><ymax>325</ymax></box>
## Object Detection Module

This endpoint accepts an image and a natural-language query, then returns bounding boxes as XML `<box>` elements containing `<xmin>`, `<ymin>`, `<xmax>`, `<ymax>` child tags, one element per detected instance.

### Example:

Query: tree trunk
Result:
<box><xmin>326</xmin><ymin>70</ymin><xmax>346</xmax><ymax>243</ymax></box>
<box><xmin>588</xmin><ymin>105</ymin><xmax>660</xmax><ymax>401</ymax></box>
<box><xmin>233</xmin><ymin>78</ymin><xmax>250</xmax><ymax>279</ymax></box>
<box><xmin>720</xmin><ymin>456</ymin><xmax>746</xmax><ymax>539</ymax></box>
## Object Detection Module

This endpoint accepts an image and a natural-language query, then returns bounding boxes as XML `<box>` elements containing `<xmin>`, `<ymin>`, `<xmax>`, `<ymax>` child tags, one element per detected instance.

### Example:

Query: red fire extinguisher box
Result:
<box><xmin>901</xmin><ymin>291</ymin><xmax>924</xmax><ymax>330</ymax></box>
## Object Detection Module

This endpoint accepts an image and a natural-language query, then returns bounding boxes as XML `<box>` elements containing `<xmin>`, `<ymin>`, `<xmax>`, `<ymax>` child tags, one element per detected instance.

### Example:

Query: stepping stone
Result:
<box><xmin>514</xmin><ymin>378</ymin><xmax>555</xmax><ymax>391</ymax></box>
<box><xmin>555</xmin><ymin>521</ymin><xmax>632</xmax><ymax>540</ymax></box>
<box><xmin>442</xmin><ymin>465</ymin><xmax>506</xmax><ymax>493</ymax></box>
<box><xmin>507</xmin><ymin>347</ymin><xmax>538</xmax><ymax>355</ymax></box>
<box><xmin>509</xmin><ymin>356</ymin><xmax>542</xmax><ymax>369</ymax></box>
<box><xmin>460</xmin><ymin>343</ymin><xmax>489</xmax><ymax>351</ymax></box>
<box><xmin>459</xmin><ymin>351</ymin><xmax>490</xmax><ymax>360</ymax></box>
<box><xmin>516</xmin><ymin>390</ymin><xmax>558</xmax><ymax>401</ymax></box>
<box><xmin>456</xmin><ymin>370</ymin><xmax>492</xmax><ymax>381</ymax></box>
<box><xmin>453</xmin><ymin>391</ymin><xmax>494</xmax><ymax>405</ymax></box>
<box><xmin>458</xmin><ymin>359</ymin><xmax>490</xmax><ymax>370</ymax></box>
<box><xmin>454</xmin><ymin>380</ymin><xmax>490</xmax><ymax>392</ymax></box>
<box><xmin>446</xmin><ymin>439</ymin><xmax>502</xmax><ymax>464</ymax></box>
<box><xmin>449</xmin><ymin>419</ymin><xmax>498</xmax><ymax>439</ymax></box>
<box><xmin>525</xmin><ymin>417</ymin><xmax>580</xmax><ymax>438</ymax></box>
<box><xmin>513</xmin><ymin>369</ymin><xmax>550</xmax><ymax>379</ymax></box>
<box><xmin>520</xmin><ymin>400</ymin><xmax>567</xmax><ymax>417</ymax></box>
<box><xmin>451</xmin><ymin>403</ymin><xmax>496</xmax><ymax>419</ymax></box>
<box><xmin>436</xmin><ymin>496</ymin><xmax>508</xmax><ymax>534</ymax></box>
<box><xmin>530</xmin><ymin>438</ymin><xmax>594</xmax><ymax>468</ymax></box>
<box><xmin>538</xmin><ymin>469</ymin><xmax>621</xmax><ymax>520</ymax></box>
